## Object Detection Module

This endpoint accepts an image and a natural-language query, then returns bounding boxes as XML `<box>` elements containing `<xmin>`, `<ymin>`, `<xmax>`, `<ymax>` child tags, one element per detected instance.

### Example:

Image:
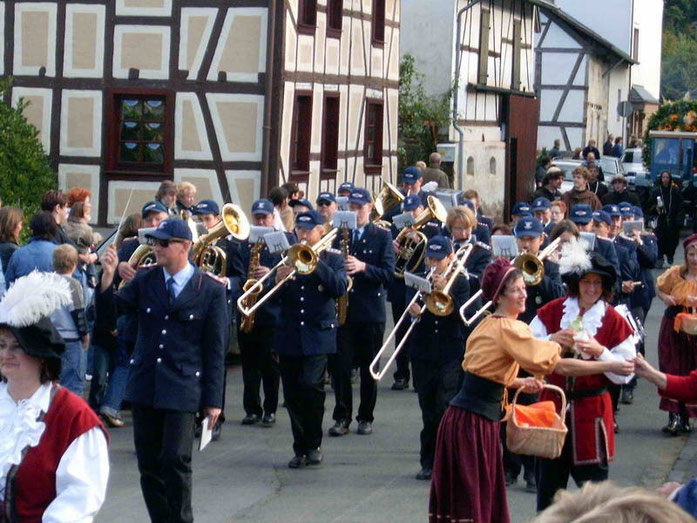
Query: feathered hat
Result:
<box><xmin>558</xmin><ymin>238</ymin><xmax>616</xmax><ymax>288</ymax></box>
<box><xmin>0</xmin><ymin>271</ymin><xmax>73</xmax><ymax>361</ymax></box>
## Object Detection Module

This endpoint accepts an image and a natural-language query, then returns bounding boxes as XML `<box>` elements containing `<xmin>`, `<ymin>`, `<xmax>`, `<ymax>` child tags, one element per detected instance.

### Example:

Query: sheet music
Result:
<box><xmin>263</xmin><ymin>231</ymin><xmax>290</xmax><ymax>253</ymax></box>
<box><xmin>404</xmin><ymin>271</ymin><xmax>432</xmax><ymax>293</ymax></box>
<box><xmin>199</xmin><ymin>417</ymin><xmax>212</xmax><ymax>451</ymax></box>
<box><xmin>392</xmin><ymin>212</ymin><xmax>416</xmax><ymax>231</ymax></box>
<box><xmin>248</xmin><ymin>225</ymin><xmax>274</xmax><ymax>244</ymax></box>
<box><xmin>491</xmin><ymin>235</ymin><xmax>518</xmax><ymax>258</ymax></box>
<box><xmin>333</xmin><ymin>211</ymin><xmax>357</xmax><ymax>230</ymax></box>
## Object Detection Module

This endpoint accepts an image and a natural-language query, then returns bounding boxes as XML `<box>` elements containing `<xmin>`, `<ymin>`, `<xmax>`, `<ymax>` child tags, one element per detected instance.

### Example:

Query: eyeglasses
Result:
<box><xmin>147</xmin><ymin>238</ymin><xmax>185</xmax><ymax>248</ymax></box>
<box><xmin>317</xmin><ymin>201</ymin><xmax>332</xmax><ymax>207</ymax></box>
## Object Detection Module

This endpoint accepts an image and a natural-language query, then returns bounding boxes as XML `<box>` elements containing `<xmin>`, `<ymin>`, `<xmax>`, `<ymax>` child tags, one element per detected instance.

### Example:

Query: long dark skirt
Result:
<box><xmin>658</xmin><ymin>315</ymin><xmax>697</xmax><ymax>416</ymax></box>
<box><xmin>429</xmin><ymin>406</ymin><xmax>509</xmax><ymax>523</ymax></box>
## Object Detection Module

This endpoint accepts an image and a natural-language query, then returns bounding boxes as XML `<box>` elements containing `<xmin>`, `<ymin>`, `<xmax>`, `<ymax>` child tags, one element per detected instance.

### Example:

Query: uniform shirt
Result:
<box><xmin>163</xmin><ymin>263</ymin><xmax>195</xmax><ymax>299</ymax></box>
<box><xmin>462</xmin><ymin>315</ymin><xmax>561</xmax><ymax>386</ymax></box>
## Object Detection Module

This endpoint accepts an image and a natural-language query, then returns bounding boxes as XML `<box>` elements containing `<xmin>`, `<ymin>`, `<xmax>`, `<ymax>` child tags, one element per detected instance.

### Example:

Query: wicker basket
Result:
<box><xmin>677</xmin><ymin>308</ymin><xmax>697</xmax><ymax>336</ymax></box>
<box><xmin>506</xmin><ymin>384</ymin><xmax>568</xmax><ymax>459</ymax></box>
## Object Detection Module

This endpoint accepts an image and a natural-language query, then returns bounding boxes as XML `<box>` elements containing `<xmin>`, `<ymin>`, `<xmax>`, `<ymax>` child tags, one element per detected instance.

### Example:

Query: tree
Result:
<box><xmin>661</xmin><ymin>0</ymin><xmax>697</xmax><ymax>100</ymax></box>
<box><xmin>0</xmin><ymin>77</ymin><xmax>56</xmax><ymax>225</ymax></box>
<box><xmin>398</xmin><ymin>55</ymin><xmax>452</xmax><ymax>171</ymax></box>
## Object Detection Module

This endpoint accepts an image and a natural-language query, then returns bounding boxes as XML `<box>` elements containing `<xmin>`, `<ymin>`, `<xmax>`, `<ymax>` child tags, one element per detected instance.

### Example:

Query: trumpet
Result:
<box><xmin>394</xmin><ymin>195</ymin><xmax>448</xmax><ymax>277</ymax></box>
<box><xmin>512</xmin><ymin>237</ymin><xmax>561</xmax><ymax>287</ymax></box>
<box><xmin>237</xmin><ymin>227</ymin><xmax>340</xmax><ymax>318</ymax></box>
<box><xmin>424</xmin><ymin>244</ymin><xmax>473</xmax><ymax>316</ymax></box>
<box><xmin>369</xmin><ymin>267</ymin><xmax>437</xmax><ymax>381</ymax></box>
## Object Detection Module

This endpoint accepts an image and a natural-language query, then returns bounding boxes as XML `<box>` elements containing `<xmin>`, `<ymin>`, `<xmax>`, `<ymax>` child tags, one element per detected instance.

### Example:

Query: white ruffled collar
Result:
<box><xmin>0</xmin><ymin>382</ymin><xmax>52</xmax><ymax>496</ymax></box>
<box><xmin>560</xmin><ymin>297</ymin><xmax>605</xmax><ymax>337</ymax></box>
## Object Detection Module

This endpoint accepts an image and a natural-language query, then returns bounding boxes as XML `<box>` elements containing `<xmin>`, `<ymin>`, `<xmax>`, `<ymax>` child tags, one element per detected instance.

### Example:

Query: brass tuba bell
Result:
<box><xmin>193</xmin><ymin>203</ymin><xmax>250</xmax><ymax>276</ymax></box>
<box><xmin>371</xmin><ymin>180</ymin><xmax>404</xmax><ymax>223</ymax></box>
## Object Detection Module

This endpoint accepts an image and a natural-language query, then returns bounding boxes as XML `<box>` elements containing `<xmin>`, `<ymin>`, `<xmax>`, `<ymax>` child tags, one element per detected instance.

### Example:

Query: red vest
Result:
<box><xmin>537</xmin><ymin>297</ymin><xmax>633</xmax><ymax>465</ymax></box>
<box><xmin>3</xmin><ymin>386</ymin><xmax>107</xmax><ymax>522</ymax></box>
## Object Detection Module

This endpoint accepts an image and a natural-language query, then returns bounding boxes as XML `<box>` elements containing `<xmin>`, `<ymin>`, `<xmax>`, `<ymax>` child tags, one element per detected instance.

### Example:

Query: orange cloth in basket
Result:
<box><xmin>510</xmin><ymin>401</ymin><xmax>559</xmax><ymax>428</ymax></box>
<box><xmin>674</xmin><ymin>313</ymin><xmax>697</xmax><ymax>335</ymax></box>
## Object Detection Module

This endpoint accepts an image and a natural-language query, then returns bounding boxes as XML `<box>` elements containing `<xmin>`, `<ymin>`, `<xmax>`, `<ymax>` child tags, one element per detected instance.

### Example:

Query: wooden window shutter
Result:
<box><xmin>478</xmin><ymin>9</ymin><xmax>490</xmax><ymax>85</ymax></box>
<box><xmin>321</xmin><ymin>94</ymin><xmax>340</xmax><ymax>176</ymax></box>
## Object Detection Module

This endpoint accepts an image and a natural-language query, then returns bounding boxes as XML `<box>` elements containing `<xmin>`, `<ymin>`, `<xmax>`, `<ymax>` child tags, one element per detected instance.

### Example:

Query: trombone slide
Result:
<box><xmin>458</xmin><ymin>289</ymin><xmax>492</xmax><ymax>327</ymax></box>
<box><xmin>370</xmin><ymin>267</ymin><xmax>436</xmax><ymax>381</ymax></box>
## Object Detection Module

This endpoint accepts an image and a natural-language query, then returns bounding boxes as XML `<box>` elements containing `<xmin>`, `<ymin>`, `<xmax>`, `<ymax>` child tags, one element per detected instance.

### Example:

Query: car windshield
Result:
<box><xmin>599</xmin><ymin>157</ymin><xmax>621</xmax><ymax>175</ymax></box>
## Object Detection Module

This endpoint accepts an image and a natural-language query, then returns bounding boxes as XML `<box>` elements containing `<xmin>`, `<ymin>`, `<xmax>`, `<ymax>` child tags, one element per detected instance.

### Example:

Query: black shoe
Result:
<box><xmin>288</xmin><ymin>455</ymin><xmax>306</xmax><ymax>469</ymax></box>
<box><xmin>306</xmin><ymin>448</ymin><xmax>323</xmax><ymax>466</ymax></box>
<box><xmin>212</xmin><ymin>421</ymin><xmax>223</xmax><ymax>442</ymax></box>
<box><xmin>614</xmin><ymin>420</ymin><xmax>619</xmax><ymax>433</ymax></box>
<box><xmin>679</xmin><ymin>414</ymin><xmax>692</xmax><ymax>434</ymax></box>
<box><xmin>662</xmin><ymin>413</ymin><xmax>680</xmax><ymax>436</ymax></box>
<box><xmin>524</xmin><ymin>472</ymin><xmax>536</xmax><ymax>492</ymax></box>
<box><xmin>328</xmin><ymin>420</ymin><xmax>349</xmax><ymax>436</ymax></box>
<box><xmin>504</xmin><ymin>471</ymin><xmax>517</xmax><ymax>487</ymax></box>
<box><xmin>357</xmin><ymin>421</ymin><xmax>373</xmax><ymax>435</ymax></box>
<box><xmin>415</xmin><ymin>468</ymin><xmax>432</xmax><ymax>480</ymax></box>
<box><xmin>261</xmin><ymin>413</ymin><xmax>276</xmax><ymax>426</ymax></box>
<box><xmin>620</xmin><ymin>387</ymin><xmax>634</xmax><ymax>405</ymax></box>
<box><xmin>242</xmin><ymin>414</ymin><xmax>261</xmax><ymax>425</ymax></box>
<box><xmin>391</xmin><ymin>379</ymin><xmax>409</xmax><ymax>391</ymax></box>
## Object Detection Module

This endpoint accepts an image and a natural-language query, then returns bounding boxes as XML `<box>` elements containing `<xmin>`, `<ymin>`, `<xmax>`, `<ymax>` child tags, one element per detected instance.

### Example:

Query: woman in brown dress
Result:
<box><xmin>428</xmin><ymin>258</ymin><xmax>634</xmax><ymax>523</ymax></box>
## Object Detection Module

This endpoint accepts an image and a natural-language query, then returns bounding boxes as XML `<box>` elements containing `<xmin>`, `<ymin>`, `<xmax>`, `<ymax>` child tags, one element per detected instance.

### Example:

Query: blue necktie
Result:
<box><xmin>166</xmin><ymin>277</ymin><xmax>176</xmax><ymax>306</ymax></box>
<box><xmin>353</xmin><ymin>229</ymin><xmax>360</xmax><ymax>248</ymax></box>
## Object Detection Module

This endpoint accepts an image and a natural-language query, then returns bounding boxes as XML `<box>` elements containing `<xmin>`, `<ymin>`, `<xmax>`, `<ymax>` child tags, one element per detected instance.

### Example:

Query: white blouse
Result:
<box><xmin>529</xmin><ymin>297</ymin><xmax>636</xmax><ymax>385</ymax></box>
<box><xmin>0</xmin><ymin>383</ymin><xmax>109</xmax><ymax>522</ymax></box>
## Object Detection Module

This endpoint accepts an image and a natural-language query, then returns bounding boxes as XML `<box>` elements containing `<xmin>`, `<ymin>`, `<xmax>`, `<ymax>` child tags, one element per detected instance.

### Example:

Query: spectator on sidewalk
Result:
<box><xmin>422</xmin><ymin>153</ymin><xmax>451</xmax><ymax>189</ymax></box>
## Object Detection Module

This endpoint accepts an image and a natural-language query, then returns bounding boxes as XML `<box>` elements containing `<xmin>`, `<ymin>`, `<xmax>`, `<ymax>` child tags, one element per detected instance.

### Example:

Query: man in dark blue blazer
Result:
<box><xmin>227</xmin><ymin>199</ymin><xmax>296</xmax><ymax>427</ymax></box>
<box><xmin>100</xmin><ymin>218</ymin><xmax>227</xmax><ymax>523</ymax></box>
<box><xmin>329</xmin><ymin>188</ymin><xmax>395</xmax><ymax>437</ymax></box>
<box><xmin>274</xmin><ymin>210</ymin><xmax>348</xmax><ymax>468</ymax></box>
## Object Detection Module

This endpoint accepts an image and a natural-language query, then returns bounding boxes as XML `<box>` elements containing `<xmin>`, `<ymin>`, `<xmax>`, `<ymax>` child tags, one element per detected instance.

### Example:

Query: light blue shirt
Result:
<box><xmin>163</xmin><ymin>263</ymin><xmax>195</xmax><ymax>299</ymax></box>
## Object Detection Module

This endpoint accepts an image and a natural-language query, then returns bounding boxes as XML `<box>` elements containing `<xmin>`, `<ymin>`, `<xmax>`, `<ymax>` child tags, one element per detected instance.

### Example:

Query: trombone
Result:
<box><xmin>237</xmin><ymin>227</ymin><xmax>340</xmax><ymax>318</ymax></box>
<box><xmin>371</xmin><ymin>180</ymin><xmax>404</xmax><ymax>223</ymax></box>
<box><xmin>369</xmin><ymin>267</ymin><xmax>436</xmax><ymax>381</ymax></box>
<box><xmin>512</xmin><ymin>237</ymin><xmax>561</xmax><ymax>286</ymax></box>
<box><xmin>459</xmin><ymin>237</ymin><xmax>563</xmax><ymax>326</ymax></box>
<box><xmin>369</xmin><ymin>244</ymin><xmax>472</xmax><ymax>380</ymax></box>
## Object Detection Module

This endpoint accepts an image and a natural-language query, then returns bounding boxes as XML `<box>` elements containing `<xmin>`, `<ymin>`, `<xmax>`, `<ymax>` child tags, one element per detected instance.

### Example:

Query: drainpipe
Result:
<box><xmin>261</xmin><ymin>0</ymin><xmax>278</xmax><ymax>195</ymax></box>
<box><xmin>453</xmin><ymin>0</ymin><xmax>483</xmax><ymax>190</ymax></box>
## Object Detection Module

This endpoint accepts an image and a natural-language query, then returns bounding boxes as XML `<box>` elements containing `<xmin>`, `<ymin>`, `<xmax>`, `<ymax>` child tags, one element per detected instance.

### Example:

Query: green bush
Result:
<box><xmin>0</xmin><ymin>77</ymin><xmax>57</xmax><ymax>238</ymax></box>
<box><xmin>398</xmin><ymin>55</ymin><xmax>452</xmax><ymax>172</ymax></box>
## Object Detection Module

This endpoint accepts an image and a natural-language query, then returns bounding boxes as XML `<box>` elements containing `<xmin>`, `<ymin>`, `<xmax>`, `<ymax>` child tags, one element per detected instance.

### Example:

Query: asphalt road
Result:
<box><xmin>96</xmin><ymin>254</ymin><xmax>690</xmax><ymax>523</ymax></box>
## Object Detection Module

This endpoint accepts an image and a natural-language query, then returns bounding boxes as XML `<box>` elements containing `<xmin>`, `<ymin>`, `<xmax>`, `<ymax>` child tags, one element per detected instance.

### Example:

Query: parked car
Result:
<box><xmin>598</xmin><ymin>156</ymin><xmax>626</xmax><ymax>181</ymax></box>
<box><xmin>621</xmin><ymin>148</ymin><xmax>648</xmax><ymax>185</ymax></box>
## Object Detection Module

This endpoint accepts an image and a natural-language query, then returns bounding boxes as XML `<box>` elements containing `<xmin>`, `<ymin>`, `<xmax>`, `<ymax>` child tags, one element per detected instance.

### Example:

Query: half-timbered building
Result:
<box><xmin>402</xmin><ymin>0</ymin><xmax>541</xmax><ymax>220</ymax></box>
<box><xmin>1</xmin><ymin>0</ymin><xmax>399</xmax><ymax>224</ymax></box>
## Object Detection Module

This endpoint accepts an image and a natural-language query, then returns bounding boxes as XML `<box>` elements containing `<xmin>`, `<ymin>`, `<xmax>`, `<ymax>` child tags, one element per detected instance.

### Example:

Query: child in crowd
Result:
<box><xmin>50</xmin><ymin>244</ymin><xmax>90</xmax><ymax>395</ymax></box>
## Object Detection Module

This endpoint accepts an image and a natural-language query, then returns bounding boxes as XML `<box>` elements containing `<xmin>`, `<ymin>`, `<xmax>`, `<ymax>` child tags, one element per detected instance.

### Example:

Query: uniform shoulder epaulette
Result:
<box><xmin>203</xmin><ymin>271</ymin><xmax>226</xmax><ymax>285</ymax></box>
<box><xmin>324</xmin><ymin>247</ymin><xmax>342</xmax><ymax>256</ymax></box>
<box><xmin>474</xmin><ymin>240</ymin><xmax>492</xmax><ymax>251</ymax></box>
<box><xmin>138</xmin><ymin>263</ymin><xmax>158</xmax><ymax>270</ymax></box>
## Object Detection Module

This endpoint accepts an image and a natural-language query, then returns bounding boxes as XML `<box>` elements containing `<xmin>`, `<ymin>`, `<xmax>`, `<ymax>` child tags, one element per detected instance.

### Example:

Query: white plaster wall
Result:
<box><xmin>555</xmin><ymin>0</ymin><xmax>633</xmax><ymax>55</ymax></box>
<box><xmin>607</xmin><ymin>66</ymin><xmax>631</xmax><ymax>142</ymax></box>
<box><xmin>400</xmin><ymin>0</ymin><xmax>456</xmax><ymax>97</ymax></box>
<box><xmin>631</xmin><ymin>0</ymin><xmax>663</xmax><ymax>100</ymax></box>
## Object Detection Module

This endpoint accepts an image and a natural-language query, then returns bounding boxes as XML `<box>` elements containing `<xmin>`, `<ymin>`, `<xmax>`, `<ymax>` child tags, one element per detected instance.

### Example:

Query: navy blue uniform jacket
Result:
<box><xmin>339</xmin><ymin>222</ymin><xmax>395</xmax><ymax>323</ymax></box>
<box><xmin>275</xmin><ymin>251</ymin><xmax>348</xmax><ymax>356</ymax></box>
<box><xmin>104</xmin><ymin>264</ymin><xmax>227</xmax><ymax>412</ymax></box>
<box><xmin>408</xmin><ymin>273</ymin><xmax>470</xmax><ymax>365</ymax></box>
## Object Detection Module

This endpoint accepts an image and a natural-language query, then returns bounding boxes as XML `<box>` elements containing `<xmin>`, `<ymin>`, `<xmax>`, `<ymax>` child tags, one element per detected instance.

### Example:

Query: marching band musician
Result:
<box><xmin>407</xmin><ymin>236</ymin><xmax>469</xmax><ymax>481</ymax></box>
<box><xmin>192</xmin><ymin>199</ymin><xmax>222</xmax><ymax>233</ymax></box>
<box><xmin>274</xmin><ymin>210</ymin><xmax>348</xmax><ymax>468</ymax></box>
<box><xmin>175</xmin><ymin>182</ymin><xmax>199</xmax><ymax>242</ymax></box>
<box><xmin>511</xmin><ymin>202</ymin><xmax>533</xmax><ymax>225</ymax></box>
<box><xmin>337</xmin><ymin>181</ymin><xmax>355</xmax><ymax>198</ymax></box>
<box><xmin>617</xmin><ymin>203</ymin><xmax>657</xmax><ymax>405</ymax></box>
<box><xmin>154</xmin><ymin>180</ymin><xmax>178</xmax><ymax>216</ymax></box>
<box><xmin>228</xmin><ymin>199</ymin><xmax>296</xmax><ymax>428</ymax></box>
<box><xmin>316</xmin><ymin>192</ymin><xmax>338</xmax><ymax>224</ymax></box>
<box><xmin>530</xmin><ymin>249</ymin><xmax>637</xmax><ymax>512</ymax></box>
<box><xmin>459</xmin><ymin>189</ymin><xmax>493</xmax><ymax>239</ymax></box>
<box><xmin>445</xmin><ymin>206</ymin><xmax>490</xmax><ymax>295</ymax></box>
<box><xmin>502</xmin><ymin>217</ymin><xmax>566</xmax><ymax>490</ymax></box>
<box><xmin>99</xmin><ymin>219</ymin><xmax>227</xmax><ymax>523</ymax></box>
<box><xmin>569</xmin><ymin>204</ymin><xmax>621</xmax><ymax>288</ymax></box>
<box><xmin>459</xmin><ymin>200</ymin><xmax>491</xmax><ymax>246</ymax></box>
<box><xmin>328</xmin><ymin>188</ymin><xmax>395</xmax><ymax>437</ymax></box>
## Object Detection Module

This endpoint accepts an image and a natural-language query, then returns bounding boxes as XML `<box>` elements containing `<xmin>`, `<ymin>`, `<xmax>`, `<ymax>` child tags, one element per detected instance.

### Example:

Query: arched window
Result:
<box><xmin>489</xmin><ymin>157</ymin><xmax>497</xmax><ymax>175</ymax></box>
<box><xmin>466</xmin><ymin>156</ymin><xmax>474</xmax><ymax>175</ymax></box>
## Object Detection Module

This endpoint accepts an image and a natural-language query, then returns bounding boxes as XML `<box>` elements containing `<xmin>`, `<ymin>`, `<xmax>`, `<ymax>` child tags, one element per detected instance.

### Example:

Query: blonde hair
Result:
<box><xmin>535</xmin><ymin>481</ymin><xmax>693</xmax><ymax>523</ymax></box>
<box><xmin>53</xmin><ymin>244</ymin><xmax>79</xmax><ymax>273</ymax></box>
<box><xmin>446</xmin><ymin>206</ymin><xmax>476</xmax><ymax>230</ymax></box>
<box><xmin>177</xmin><ymin>181</ymin><xmax>196</xmax><ymax>199</ymax></box>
